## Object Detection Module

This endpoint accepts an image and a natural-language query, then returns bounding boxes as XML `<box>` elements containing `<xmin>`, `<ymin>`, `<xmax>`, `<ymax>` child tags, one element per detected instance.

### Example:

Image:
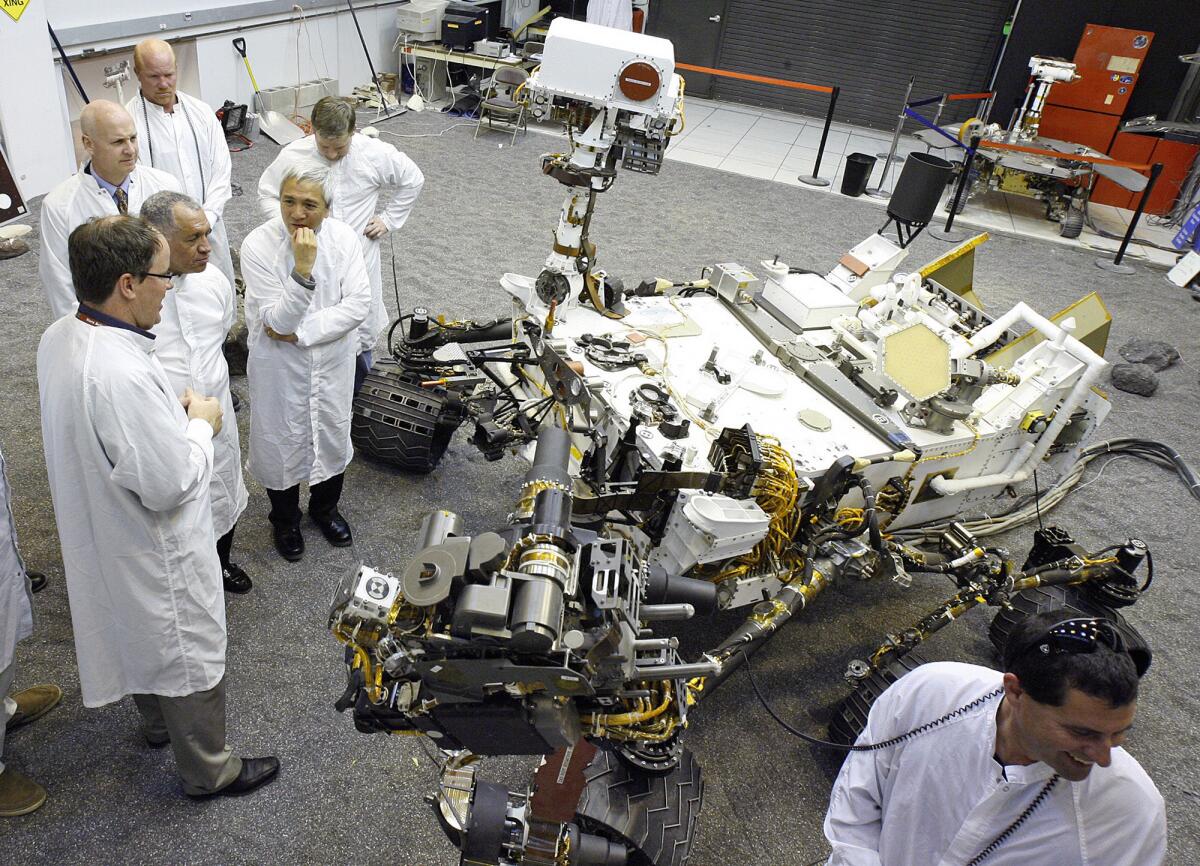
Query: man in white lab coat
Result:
<box><xmin>0</xmin><ymin>443</ymin><xmax>61</xmax><ymax>817</ymax></box>
<box><xmin>587</xmin><ymin>0</ymin><xmax>633</xmax><ymax>30</ymax></box>
<box><xmin>258</xmin><ymin>96</ymin><xmax>423</xmax><ymax>393</ymax></box>
<box><xmin>823</xmin><ymin>610</ymin><xmax>1165</xmax><ymax>865</ymax></box>
<box><xmin>38</xmin><ymin>101</ymin><xmax>180</xmax><ymax>320</ymax></box>
<box><xmin>37</xmin><ymin>215</ymin><xmax>279</xmax><ymax>798</ymax></box>
<box><xmin>127</xmin><ymin>39</ymin><xmax>236</xmax><ymax>290</ymax></box>
<box><xmin>140</xmin><ymin>191</ymin><xmax>251</xmax><ymax>595</ymax></box>
<box><xmin>243</xmin><ymin>163</ymin><xmax>371</xmax><ymax>562</ymax></box>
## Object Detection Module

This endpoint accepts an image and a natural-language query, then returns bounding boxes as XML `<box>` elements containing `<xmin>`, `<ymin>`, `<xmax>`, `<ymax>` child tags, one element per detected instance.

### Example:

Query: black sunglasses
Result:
<box><xmin>139</xmin><ymin>271</ymin><xmax>177</xmax><ymax>284</ymax></box>
<box><xmin>1024</xmin><ymin>617</ymin><xmax>1126</xmax><ymax>659</ymax></box>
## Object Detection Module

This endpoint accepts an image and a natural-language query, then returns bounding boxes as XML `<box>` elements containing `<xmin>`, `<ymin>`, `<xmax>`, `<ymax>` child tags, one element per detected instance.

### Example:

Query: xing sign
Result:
<box><xmin>1</xmin><ymin>0</ymin><xmax>32</xmax><ymax>23</ymax></box>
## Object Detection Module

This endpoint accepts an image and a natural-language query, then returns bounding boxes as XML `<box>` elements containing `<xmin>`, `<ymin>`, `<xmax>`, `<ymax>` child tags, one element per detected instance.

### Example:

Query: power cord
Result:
<box><xmin>741</xmin><ymin>653</ymin><xmax>1003</xmax><ymax>752</ymax></box>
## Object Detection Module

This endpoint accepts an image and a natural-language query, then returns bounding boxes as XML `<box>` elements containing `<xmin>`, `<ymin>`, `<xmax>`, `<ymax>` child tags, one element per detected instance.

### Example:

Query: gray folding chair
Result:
<box><xmin>474</xmin><ymin>65</ymin><xmax>530</xmax><ymax>144</ymax></box>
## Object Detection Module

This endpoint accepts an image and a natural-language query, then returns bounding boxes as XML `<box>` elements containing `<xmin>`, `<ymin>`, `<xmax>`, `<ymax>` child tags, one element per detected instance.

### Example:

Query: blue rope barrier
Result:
<box><xmin>902</xmin><ymin>106</ymin><xmax>967</xmax><ymax>150</ymax></box>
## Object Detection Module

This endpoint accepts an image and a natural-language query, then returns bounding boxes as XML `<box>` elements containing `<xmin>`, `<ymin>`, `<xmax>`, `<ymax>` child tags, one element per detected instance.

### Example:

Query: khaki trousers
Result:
<box><xmin>133</xmin><ymin>677</ymin><xmax>241</xmax><ymax>796</ymax></box>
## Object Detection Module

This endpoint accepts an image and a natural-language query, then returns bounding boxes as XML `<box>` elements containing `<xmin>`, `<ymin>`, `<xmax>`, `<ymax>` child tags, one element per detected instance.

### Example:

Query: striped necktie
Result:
<box><xmin>113</xmin><ymin>187</ymin><xmax>129</xmax><ymax>215</ymax></box>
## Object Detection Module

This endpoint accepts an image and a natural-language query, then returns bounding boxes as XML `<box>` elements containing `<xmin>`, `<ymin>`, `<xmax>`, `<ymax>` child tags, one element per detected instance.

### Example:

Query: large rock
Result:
<box><xmin>1117</xmin><ymin>338</ymin><xmax>1179</xmax><ymax>371</ymax></box>
<box><xmin>1110</xmin><ymin>363</ymin><xmax>1158</xmax><ymax>397</ymax></box>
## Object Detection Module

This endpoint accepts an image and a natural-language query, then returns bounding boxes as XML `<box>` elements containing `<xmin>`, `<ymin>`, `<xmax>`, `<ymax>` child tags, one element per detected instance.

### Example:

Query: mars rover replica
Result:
<box><xmin>329</xmin><ymin>20</ymin><xmax>1153</xmax><ymax>865</ymax></box>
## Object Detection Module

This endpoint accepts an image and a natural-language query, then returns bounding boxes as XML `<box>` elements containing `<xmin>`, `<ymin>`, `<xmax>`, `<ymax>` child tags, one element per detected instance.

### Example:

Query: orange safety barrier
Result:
<box><xmin>947</xmin><ymin>91</ymin><xmax>994</xmax><ymax>101</ymax></box>
<box><xmin>675</xmin><ymin>62</ymin><xmax>834</xmax><ymax>95</ymax></box>
<box><xmin>977</xmin><ymin>139</ymin><xmax>1153</xmax><ymax>172</ymax></box>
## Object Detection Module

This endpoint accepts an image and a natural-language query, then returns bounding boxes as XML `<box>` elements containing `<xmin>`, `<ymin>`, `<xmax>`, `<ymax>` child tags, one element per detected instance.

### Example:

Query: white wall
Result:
<box><xmin>3</xmin><ymin>0</ymin><xmax>401</xmax><ymax>199</ymax></box>
<box><xmin>0</xmin><ymin>0</ymin><xmax>77</xmax><ymax>204</ymax></box>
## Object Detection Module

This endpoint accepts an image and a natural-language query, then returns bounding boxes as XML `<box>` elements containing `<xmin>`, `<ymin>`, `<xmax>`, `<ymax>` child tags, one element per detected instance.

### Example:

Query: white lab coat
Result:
<box><xmin>587</xmin><ymin>0</ymin><xmax>633</xmax><ymax>30</ymax></box>
<box><xmin>152</xmin><ymin>267</ymin><xmax>248</xmax><ymax>537</ymax></box>
<box><xmin>241</xmin><ymin>216</ymin><xmax>371</xmax><ymax>490</ymax></box>
<box><xmin>257</xmin><ymin>133</ymin><xmax>424</xmax><ymax>353</ymax></box>
<box><xmin>38</xmin><ymin>164</ymin><xmax>181</xmax><ymax>320</ymax></box>
<box><xmin>127</xmin><ymin>91</ymin><xmax>236</xmax><ymax>289</ymax></box>
<box><xmin>0</xmin><ymin>444</ymin><xmax>33</xmax><ymax>674</ymax></box>
<box><xmin>37</xmin><ymin>316</ymin><xmax>225</xmax><ymax>707</ymax></box>
<box><xmin>824</xmin><ymin>662</ymin><xmax>1166</xmax><ymax>866</ymax></box>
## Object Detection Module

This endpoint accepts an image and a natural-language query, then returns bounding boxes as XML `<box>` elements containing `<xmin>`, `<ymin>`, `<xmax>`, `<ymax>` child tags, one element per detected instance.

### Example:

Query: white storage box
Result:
<box><xmin>650</xmin><ymin>493</ymin><xmax>771</xmax><ymax>575</ymax></box>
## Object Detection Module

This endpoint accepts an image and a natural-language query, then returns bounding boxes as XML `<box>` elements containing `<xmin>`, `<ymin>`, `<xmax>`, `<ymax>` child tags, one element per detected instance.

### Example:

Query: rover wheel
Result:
<box><xmin>828</xmin><ymin>650</ymin><xmax>929</xmax><ymax>747</ymax></box>
<box><xmin>989</xmin><ymin>584</ymin><xmax>1151</xmax><ymax>675</ymax></box>
<box><xmin>351</xmin><ymin>359</ymin><xmax>466</xmax><ymax>473</ymax></box>
<box><xmin>1059</xmin><ymin>208</ymin><xmax>1084</xmax><ymax>239</ymax></box>
<box><xmin>575</xmin><ymin>743</ymin><xmax>704</xmax><ymax>866</ymax></box>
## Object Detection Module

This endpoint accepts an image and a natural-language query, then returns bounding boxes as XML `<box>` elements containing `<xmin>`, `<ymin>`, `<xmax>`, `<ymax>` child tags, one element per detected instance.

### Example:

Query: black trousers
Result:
<box><xmin>353</xmin><ymin>350</ymin><xmax>373</xmax><ymax>397</ymax></box>
<box><xmin>216</xmin><ymin>524</ymin><xmax>237</xmax><ymax>569</ymax></box>
<box><xmin>266</xmin><ymin>473</ymin><xmax>345</xmax><ymax>529</ymax></box>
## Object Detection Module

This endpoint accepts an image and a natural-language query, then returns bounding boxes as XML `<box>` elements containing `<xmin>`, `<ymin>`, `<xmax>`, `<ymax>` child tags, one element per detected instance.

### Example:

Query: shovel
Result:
<box><xmin>232</xmin><ymin>38</ymin><xmax>306</xmax><ymax>145</ymax></box>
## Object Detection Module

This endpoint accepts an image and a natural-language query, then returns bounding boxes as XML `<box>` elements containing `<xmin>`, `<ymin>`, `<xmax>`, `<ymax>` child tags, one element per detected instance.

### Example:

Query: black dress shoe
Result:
<box><xmin>310</xmin><ymin>510</ymin><xmax>352</xmax><ymax>547</ymax></box>
<box><xmin>189</xmin><ymin>756</ymin><xmax>280</xmax><ymax>799</ymax></box>
<box><xmin>28</xmin><ymin>571</ymin><xmax>47</xmax><ymax>593</ymax></box>
<box><xmin>272</xmin><ymin>525</ymin><xmax>305</xmax><ymax>562</ymax></box>
<box><xmin>222</xmin><ymin>563</ymin><xmax>253</xmax><ymax>594</ymax></box>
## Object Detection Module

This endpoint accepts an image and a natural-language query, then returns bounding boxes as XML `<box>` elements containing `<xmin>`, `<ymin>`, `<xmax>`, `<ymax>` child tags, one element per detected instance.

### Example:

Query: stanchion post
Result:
<box><xmin>868</xmin><ymin>76</ymin><xmax>916</xmax><ymax>198</ymax></box>
<box><xmin>798</xmin><ymin>86</ymin><xmax>839</xmax><ymax>188</ymax></box>
<box><xmin>928</xmin><ymin>135</ymin><xmax>979</xmax><ymax>242</ymax></box>
<box><xmin>1096</xmin><ymin>162</ymin><xmax>1163</xmax><ymax>275</ymax></box>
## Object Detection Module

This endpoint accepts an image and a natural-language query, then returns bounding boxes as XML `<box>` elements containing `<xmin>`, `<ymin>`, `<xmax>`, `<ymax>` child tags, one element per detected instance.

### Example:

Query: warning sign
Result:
<box><xmin>1</xmin><ymin>0</ymin><xmax>32</xmax><ymax>23</ymax></box>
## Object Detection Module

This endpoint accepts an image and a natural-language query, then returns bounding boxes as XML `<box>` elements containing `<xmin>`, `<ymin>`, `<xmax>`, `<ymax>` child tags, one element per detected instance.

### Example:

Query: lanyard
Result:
<box><xmin>141</xmin><ymin>93</ymin><xmax>207</xmax><ymax>196</ymax></box>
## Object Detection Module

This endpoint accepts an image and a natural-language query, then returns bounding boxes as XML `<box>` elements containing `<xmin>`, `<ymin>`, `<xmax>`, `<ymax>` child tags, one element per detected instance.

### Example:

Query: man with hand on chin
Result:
<box><xmin>37</xmin><ymin>215</ymin><xmax>279</xmax><ymax>798</ymax></box>
<box><xmin>258</xmin><ymin>97</ymin><xmax>423</xmax><ymax>392</ymax></box>
<box><xmin>823</xmin><ymin>609</ymin><xmax>1165</xmax><ymax>865</ymax></box>
<box><xmin>39</xmin><ymin>101</ymin><xmax>180</xmax><ymax>319</ymax></box>
<box><xmin>140</xmin><ymin>191</ymin><xmax>250</xmax><ymax>594</ymax></box>
<box><xmin>242</xmin><ymin>164</ymin><xmax>370</xmax><ymax>563</ymax></box>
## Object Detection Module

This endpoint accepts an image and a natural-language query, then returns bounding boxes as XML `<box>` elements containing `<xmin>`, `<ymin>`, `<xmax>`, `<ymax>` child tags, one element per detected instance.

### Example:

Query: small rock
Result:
<box><xmin>1118</xmin><ymin>338</ymin><xmax>1179</xmax><ymax>371</ymax></box>
<box><xmin>1110</xmin><ymin>363</ymin><xmax>1158</xmax><ymax>396</ymax></box>
<box><xmin>0</xmin><ymin>237</ymin><xmax>29</xmax><ymax>260</ymax></box>
<box><xmin>223</xmin><ymin>323</ymin><xmax>249</xmax><ymax>377</ymax></box>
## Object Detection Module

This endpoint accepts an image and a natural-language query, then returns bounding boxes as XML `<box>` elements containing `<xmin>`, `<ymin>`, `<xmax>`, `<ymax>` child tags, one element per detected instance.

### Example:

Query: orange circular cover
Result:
<box><xmin>618</xmin><ymin>62</ymin><xmax>660</xmax><ymax>101</ymax></box>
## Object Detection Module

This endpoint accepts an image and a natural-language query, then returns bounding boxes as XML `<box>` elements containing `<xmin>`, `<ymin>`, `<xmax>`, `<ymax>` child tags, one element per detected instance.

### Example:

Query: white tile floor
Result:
<box><xmin>514</xmin><ymin>94</ymin><xmax>1181</xmax><ymax>268</ymax></box>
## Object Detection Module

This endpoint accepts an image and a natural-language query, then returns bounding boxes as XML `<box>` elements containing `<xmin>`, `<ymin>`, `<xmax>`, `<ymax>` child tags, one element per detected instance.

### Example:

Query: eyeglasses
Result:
<box><xmin>140</xmin><ymin>271</ymin><xmax>177</xmax><ymax>286</ymax></box>
<box><xmin>1022</xmin><ymin>617</ymin><xmax>1126</xmax><ymax>660</ymax></box>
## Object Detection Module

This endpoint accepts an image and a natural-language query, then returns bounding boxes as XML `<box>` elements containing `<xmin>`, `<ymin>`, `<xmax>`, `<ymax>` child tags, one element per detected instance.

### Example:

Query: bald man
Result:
<box><xmin>38</xmin><ymin>101</ymin><xmax>181</xmax><ymax>319</ymax></box>
<box><xmin>127</xmin><ymin>40</ymin><xmax>236</xmax><ymax>290</ymax></box>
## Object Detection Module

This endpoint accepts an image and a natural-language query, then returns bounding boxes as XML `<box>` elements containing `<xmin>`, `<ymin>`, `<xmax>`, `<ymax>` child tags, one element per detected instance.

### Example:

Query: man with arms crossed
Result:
<box><xmin>140</xmin><ymin>191</ymin><xmax>251</xmax><ymax>594</ymax></box>
<box><xmin>823</xmin><ymin>609</ymin><xmax>1165</xmax><ymax>865</ymax></box>
<box><xmin>242</xmin><ymin>164</ymin><xmax>370</xmax><ymax>562</ymax></box>
<box><xmin>39</xmin><ymin>101</ymin><xmax>179</xmax><ymax>319</ymax></box>
<box><xmin>258</xmin><ymin>96</ymin><xmax>423</xmax><ymax>392</ymax></box>
<box><xmin>37</xmin><ymin>215</ymin><xmax>278</xmax><ymax>797</ymax></box>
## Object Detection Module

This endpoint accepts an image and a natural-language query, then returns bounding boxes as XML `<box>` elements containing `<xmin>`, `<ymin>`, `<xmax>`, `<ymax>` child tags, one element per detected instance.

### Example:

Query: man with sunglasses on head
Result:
<box><xmin>823</xmin><ymin>609</ymin><xmax>1165</xmax><ymax>865</ymax></box>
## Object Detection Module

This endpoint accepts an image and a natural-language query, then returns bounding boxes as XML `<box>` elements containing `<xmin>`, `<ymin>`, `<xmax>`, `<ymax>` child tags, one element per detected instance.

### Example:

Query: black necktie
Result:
<box><xmin>113</xmin><ymin>187</ymin><xmax>129</xmax><ymax>215</ymax></box>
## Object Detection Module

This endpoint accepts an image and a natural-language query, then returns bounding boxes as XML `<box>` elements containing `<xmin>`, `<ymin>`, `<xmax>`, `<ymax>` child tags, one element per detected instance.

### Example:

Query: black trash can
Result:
<box><xmin>840</xmin><ymin>152</ymin><xmax>877</xmax><ymax>197</ymax></box>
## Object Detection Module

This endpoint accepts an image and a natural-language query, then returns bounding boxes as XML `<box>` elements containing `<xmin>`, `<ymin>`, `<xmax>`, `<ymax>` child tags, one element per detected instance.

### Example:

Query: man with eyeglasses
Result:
<box><xmin>140</xmin><ymin>191</ymin><xmax>250</xmax><ymax>595</ymax></box>
<box><xmin>38</xmin><ymin>101</ymin><xmax>180</xmax><ymax>320</ymax></box>
<box><xmin>36</xmin><ymin>215</ymin><xmax>279</xmax><ymax>798</ymax></box>
<box><xmin>823</xmin><ymin>609</ymin><xmax>1165</xmax><ymax>865</ymax></box>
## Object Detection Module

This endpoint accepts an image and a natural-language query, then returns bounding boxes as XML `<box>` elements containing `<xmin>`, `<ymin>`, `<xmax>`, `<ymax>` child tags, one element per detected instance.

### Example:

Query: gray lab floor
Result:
<box><xmin>2</xmin><ymin>107</ymin><xmax>1198</xmax><ymax>865</ymax></box>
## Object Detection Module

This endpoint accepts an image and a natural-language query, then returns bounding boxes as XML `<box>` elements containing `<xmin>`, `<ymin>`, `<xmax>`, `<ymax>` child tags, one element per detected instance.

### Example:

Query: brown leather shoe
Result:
<box><xmin>5</xmin><ymin>685</ymin><xmax>62</xmax><ymax>732</ymax></box>
<box><xmin>0</xmin><ymin>769</ymin><xmax>47</xmax><ymax>817</ymax></box>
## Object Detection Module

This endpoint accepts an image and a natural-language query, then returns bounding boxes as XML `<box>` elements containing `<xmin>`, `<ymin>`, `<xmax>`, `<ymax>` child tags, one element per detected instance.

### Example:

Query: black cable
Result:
<box><xmin>964</xmin><ymin>776</ymin><xmax>1059</xmax><ymax>866</ymax></box>
<box><xmin>48</xmin><ymin>24</ymin><xmax>89</xmax><ymax>103</ymax></box>
<box><xmin>1032</xmin><ymin>469</ymin><xmax>1045</xmax><ymax>532</ymax></box>
<box><xmin>741</xmin><ymin>653</ymin><xmax>1003</xmax><ymax>752</ymax></box>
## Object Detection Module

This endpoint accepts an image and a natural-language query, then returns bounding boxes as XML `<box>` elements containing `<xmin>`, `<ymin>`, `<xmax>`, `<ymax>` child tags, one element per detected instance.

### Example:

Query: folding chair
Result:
<box><xmin>474</xmin><ymin>65</ymin><xmax>530</xmax><ymax>143</ymax></box>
